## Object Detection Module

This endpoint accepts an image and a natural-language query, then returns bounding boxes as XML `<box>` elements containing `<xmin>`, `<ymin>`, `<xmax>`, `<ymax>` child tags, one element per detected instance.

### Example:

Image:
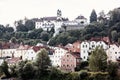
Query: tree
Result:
<box><xmin>89</xmin><ymin>46</ymin><xmax>107</xmax><ymax>72</ymax></box>
<box><xmin>108</xmin><ymin>8</ymin><xmax>120</xmax><ymax>27</ymax></box>
<box><xmin>22</xmin><ymin>62</ymin><xmax>35</xmax><ymax>79</ymax></box>
<box><xmin>25</xmin><ymin>20</ymin><xmax>35</xmax><ymax>31</ymax></box>
<box><xmin>48</xmin><ymin>37</ymin><xmax>57</xmax><ymax>46</ymax></box>
<box><xmin>10</xmin><ymin>37</ymin><xmax>17</xmax><ymax>43</ymax></box>
<box><xmin>111</xmin><ymin>30</ymin><xmax>118</xmax><ymax>42</ymax></box>
<box><xmin>1</xmin><ymin>61</ymin><xmax>10</xmax><ymax>78</ymax></box>
<box><xmin>35</xmin><ymin>48</ymin><xmax>51</xmax><ymax>78</ymax></box>
<box><xmin>16</xmin><ymin>24</ymin><xmax>28</xmax><ymax>32</ymax></box>
<box><xmin>40</xmin><ymin>31</ymin><xmax>49</xmax><ymax>41</ymax></box>
<box><xmin>107</xmin><ymin>62</ymin><xmax>119</xmax><ymax>80</ymax></box>
<box><xmin>50</xmin><ymin>27</ymin><xmax>55</xmax><ymax>33</ymax></box>
<box><xmin>90</xmin><ymin>9</ymin><xmax>97</xmax><ymax>23</ymax></box>
<box><xmin>5</xmin><ymin>27</ymin><xmax>14</xmax><ymax>32</ymax></box>
<box><xmin>61</xmin><ymin>23</ymin><xmax>67</xmax><ymax>32</ymax></box>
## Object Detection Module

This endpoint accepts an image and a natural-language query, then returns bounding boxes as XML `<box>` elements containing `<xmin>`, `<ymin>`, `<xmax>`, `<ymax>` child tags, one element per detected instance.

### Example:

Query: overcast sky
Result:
<box><xmin>0</xmin><ymin>0</ymin><xmax>120</xmax><ymax>26</ymax></box>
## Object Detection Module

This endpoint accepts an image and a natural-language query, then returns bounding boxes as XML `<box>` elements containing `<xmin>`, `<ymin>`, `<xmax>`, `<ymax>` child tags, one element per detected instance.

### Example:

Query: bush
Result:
<box><xmin>79</xmin><ymin>70</ymin><xmax>89</xmax><ymax>80</ymax></box>
<box><xmin>88</xmin><ymin>72</ymin><xmax>108</xmax><ymax>80</ymax></box>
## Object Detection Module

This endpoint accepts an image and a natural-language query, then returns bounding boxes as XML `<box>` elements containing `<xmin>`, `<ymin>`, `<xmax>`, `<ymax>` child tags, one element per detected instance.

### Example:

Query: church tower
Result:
<box><xmin>57</xmin><ymin>9</ymin><xmax>62</xmax><ymax>21</ymax></box>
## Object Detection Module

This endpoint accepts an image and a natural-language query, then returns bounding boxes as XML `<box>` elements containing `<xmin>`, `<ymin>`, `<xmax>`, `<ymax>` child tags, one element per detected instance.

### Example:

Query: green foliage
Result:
<box><xmin>109</xmin><ymin>8</ymin><xmax>120</xmax><ymax>27</ymax></box>
<box><xmin>89</xmin><ymin>46</ymin><xmax>107</xmax><ymax>72</ymax></box>
<box><xmin>35</xmin><ymin>48</ymin><xmax>51</xmax><ymax>79</ymax></box>
<box><xmin>79</xmin><ymin>70</ymin><xmax>89</xmax><ymax>80</ymax></box>
<box><xmin>111</xmin><ymin>30</ymin><xmax>118</xmax><ymax>42</ymax></box>
<box><xmin>107</xmin><ymin>62</ymin><xmax>119</xmax><ymax>80</ymax></box>
<box><xmin>90</xmin><ymin>9</ymin><xmax>97</xmax><ymax>23</ymax></box>
<box><xmin>49</xmin><ymin>67</ymin><xmax>64</xmax><ymax>80</ymax></box>
<box><xmin>49</xmin><ymin>32</ymin><xmax>77</xmax><ymax>46</ymax></box>
<box><xmin>25</xmin><ymin>20</ymin><xmax>35</xmax><ymax>31</ymax></box>
<box><xmin>0</xmin><ymin>61</ymin><xmax>10</xmax><ymax>78</ymax></box>
<box><xmin>9</xmin><ymin>65</ymin><xmax>17</xmax><ymax>77</ymax></box>
<box><xmin>10</xmin><ymin>37</ymin><xmax>17</xmax><ymax>43</ymax></box>
<box><xmin>16</xmin><ymin>60</ymin><xmax>35</xmax><ymax>80</ymax></box>
<box><xmin>40</xmin><ymin>31</ymin><xmax>49</xmax><ymax>41</ymax></box>
<box><xmin>16</xmin><ymin>24</ymin><xmax>28</xmax><ymax>32</ymax></box>
<box><xmin>88</xmin><ymin>72</ymin><xmax>108</xmax><ymax>80</ymax></box>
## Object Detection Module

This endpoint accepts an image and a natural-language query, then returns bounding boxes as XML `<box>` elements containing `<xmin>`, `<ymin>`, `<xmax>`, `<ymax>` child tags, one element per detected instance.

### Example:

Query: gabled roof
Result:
<box><xmin>17</xmin><ymin>45</ymin><xmax>31</xmax><ymax>50</ymax></box>
<box><xmin>76</xmin><ymin>15</ymin><xmax>87</xmax><ymax>19</ymax></box>
<box><xmin>42</xmin><ymin>16</ymin><xmax>57</xmax><ymax>21</ymax></box>
<box><xmin>7</xmin><ymin>57</ymin><xmax>21</xmax><ymax>64</ymax></box>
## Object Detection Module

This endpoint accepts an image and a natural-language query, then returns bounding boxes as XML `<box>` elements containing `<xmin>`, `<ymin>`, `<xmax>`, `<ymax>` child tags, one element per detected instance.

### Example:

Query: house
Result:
<box><xmin>61</xmin><ymin>52</ymin><xmax>80</xmax><ymax>72</ymax></box>
<box><xmin>23</xmin><ymin>46</ymin><xmax>43</xmax><ymax>61</ymax></box>
<box><xmin>80</xmin><ymin>41</ymin><xmax>90</xmax><ymax>61</ymax></box>
<box><xmin>61</xmin><ymin>15</ymin><xmax>87</xmax><ymax>31</ymax></box>
<box><xmin>106</xmin><ymin>44</ymin><xmax>120</xmax><ymax>62</ymax></box>
<box><xmin>49</xmin><ymin>47</ymin><xmax>68</xmax><ymax>67</ymax></box>
<box><xmin>80</xmin><ymin>41</ymin><xmax>108</xmax><ymax>61</ymax></box>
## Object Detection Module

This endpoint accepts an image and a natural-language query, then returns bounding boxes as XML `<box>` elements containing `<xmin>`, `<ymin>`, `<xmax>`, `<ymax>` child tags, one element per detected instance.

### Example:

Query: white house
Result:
<box><xmin>80</xmin><ymin>41</ymin><xmax>90</xmax><ymax>61</ymax></box>
<box><xmin>22</xmin><ymin>46</ymin><xmax>42</xmax><ymax>61</ymax></box>
<box><xmin>106</xmin><ymin>44</ymin><xmax>120</xmax><ymax>62</ymax></box>
<box><xmin>80</xmin><ymin>41</ymin><xmax>108</xmax><ymax>61</ymax></box>
<box><xmin>49</xmin><ymin>47</ymin><xmax>68</xmax><ymax>67</ymax></box>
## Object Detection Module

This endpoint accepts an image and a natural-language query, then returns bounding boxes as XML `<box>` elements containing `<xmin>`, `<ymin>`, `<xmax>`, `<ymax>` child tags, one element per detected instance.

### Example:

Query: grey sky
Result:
<box><xmin>0</xmin><ymin>0</ymin><xmax>120</xmax><ymax>26</ymax></box>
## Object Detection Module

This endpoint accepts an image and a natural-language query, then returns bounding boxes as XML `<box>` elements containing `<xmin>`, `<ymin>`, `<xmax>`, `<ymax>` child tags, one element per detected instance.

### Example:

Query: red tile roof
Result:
<box><xmin>7</xmin><ymin>57</ymin><xmax>21</xmax><ymax>64</ymax></box>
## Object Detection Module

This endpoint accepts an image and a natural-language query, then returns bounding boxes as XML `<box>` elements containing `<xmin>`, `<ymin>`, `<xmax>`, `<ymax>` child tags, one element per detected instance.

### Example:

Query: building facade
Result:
<box><xmin>106</xmin><ymin>44</ymin><xmax>120</xmax><ymax>62</ymax></box>
<box><xmin>49</xmin><ymin>47</ymin><xmax>68</xmax><ymax>67</ymax></box>
<box><xmin>61</xmin><ymin>52</ymin><xmax>80</xmax><ymax>72</ymax></box>
<box><xmin>80</xmin><ymin>41</ymin><xmax>108</xmax><ymax>61</ymax></box>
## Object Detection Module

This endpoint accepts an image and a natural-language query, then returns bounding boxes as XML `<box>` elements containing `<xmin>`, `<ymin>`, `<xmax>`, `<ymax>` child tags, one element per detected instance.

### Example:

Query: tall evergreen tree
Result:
<box><xmin>90</xmin><ymin>9</ymin><xmax>97</xmax><ymax>23</ymax></box>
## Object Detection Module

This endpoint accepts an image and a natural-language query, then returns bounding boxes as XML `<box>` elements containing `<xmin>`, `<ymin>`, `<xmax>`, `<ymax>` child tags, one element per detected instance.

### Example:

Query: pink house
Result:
<box><xmin>61</xmin><ymin>52</ymin><xmax>80</xmax><ymax>72</ymax></box>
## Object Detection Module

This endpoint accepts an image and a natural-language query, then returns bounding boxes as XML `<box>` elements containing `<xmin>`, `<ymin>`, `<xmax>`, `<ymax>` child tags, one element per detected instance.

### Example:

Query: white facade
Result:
<box><xmin>35</xmin><ymin>21</ymin><xmax>55</xmax><ymax>31</ymax></box>
<box><xmin>106</xmin><ymin>44</ymin><xmax>120</xmax><ymax>62</ymax></box>
<box><xmin>49</xmin><ymin>47</ymin><xmax>68</xmax><ymax>67</ymax></box>
<box><xmin>80</xmin><ymin>41</ymin><xmax>108</xmax><ymax>61</ymax></box>
<box><xmin>23</xmin><ymin>48</ymin><xmax>38</xmax><ymax>61</ymax></box>
<box><xmin>1</xmin><ymin>49</ymin><xmax>17</xmax><ymax>58</ymax></box>
<box><xmin>81</xmin><ymin>41</ymin><xmax>90</xmax><ymax>61</ymax></box>
<box><xmin>23</xmin><ymin>49</ymin><xmax>36</xmax><ymax>61</ymax></box>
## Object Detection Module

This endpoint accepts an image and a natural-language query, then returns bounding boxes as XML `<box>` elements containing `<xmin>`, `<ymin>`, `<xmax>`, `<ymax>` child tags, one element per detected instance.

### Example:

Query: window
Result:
<box><xmin>88</xmin><ymin>52</ymin><xmax>91</xmax><ymax>55</ymax></box>
<box><xmin>84</xmin><ymin>56</ymin><xmax>85</xmax><ymax>59</ymax></box>
<box><xmin>92</xmin><ymin>45</ymin><xmax>95</xmax><ymax>48</ymax></box>
<box><xmin>83</xmin><ymin>50</ymin><xmax>85</xmax><ymax>53</ymax></box>
<box><xmin>67</xmin><ymin>65</ymin><xmax>69</xmax><ymax>67</ymax></box>
<box><xmin>83</xmin><ymin>45</ymin><xmax>84</xmax><ymax>48</ymax></box>
<box><xmin>67</xmin><ymin>55</ymin><xmax>69</xmax><ymax>57</ymax></box>
<box><xmin>86</xmin><ymin>45</ymin><xmax>87</xmax><ymax>47</ymax></box>
<box><xmin>115</xmin><ymin>52</ymin><xmax>117</xmax><ymax>54</ymax></box>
